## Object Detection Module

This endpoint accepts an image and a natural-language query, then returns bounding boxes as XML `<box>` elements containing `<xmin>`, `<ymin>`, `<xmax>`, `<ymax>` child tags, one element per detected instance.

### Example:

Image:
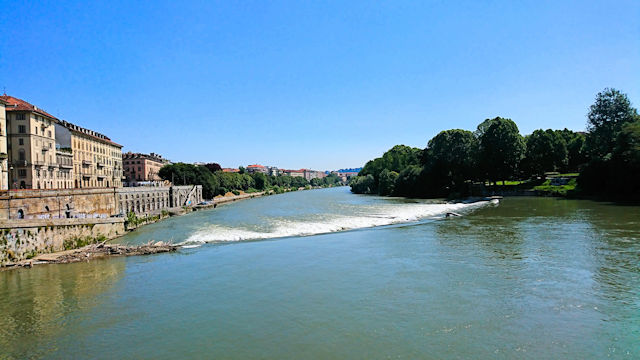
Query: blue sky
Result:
<box><xmin>1</xmin><ymin>1</ymin><xmax>638</xmax><ymax>170</ymax></box>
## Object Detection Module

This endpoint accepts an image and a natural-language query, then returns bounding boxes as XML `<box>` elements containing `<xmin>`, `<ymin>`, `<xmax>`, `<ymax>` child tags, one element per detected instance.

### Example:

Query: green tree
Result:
<box><xmin>523</xmin><ymin>129</ymin><xmax>567</xmax><ymax>176</ymax></box>
<box><xmin>378</xmin><ymin>169</ymin><xmax>399</xmax><ymax>196</ymax></box>
<box><xmin>478</xmin><ymin>117</ymin><xmax>526</xmax><ymax>184</ymax></box>
<box><xmin>359</xmin><ymin>145</ymin><xmax>422</xmax><ymax>193</ymax></box>
<box><xmin>349</xmin><ymin>175</ymin><xmax>376</xmax><ymax>194</ymax></box>
<box><xmin>158</xmin><ymin>163</ymin><xmax>219</xmax><ymax>198</ymax></box>
<box><xmin>585</xmin><ymin>88</ymin><xmax>640</xmax><ymax>160</ymax></box>
<box><xmin>251</xmin><ymin>172</ymin><xmax>268</xmax><ymax>190</ymax></box>
<box><xmin>393</xmin><ymin>165</ymin><xmax>424</xmax><ymax>197</ymax></box>
<box><xmin>424</xmin><ymin>129</ymin><xmax>478</xmax><ymax>190</ymax></box>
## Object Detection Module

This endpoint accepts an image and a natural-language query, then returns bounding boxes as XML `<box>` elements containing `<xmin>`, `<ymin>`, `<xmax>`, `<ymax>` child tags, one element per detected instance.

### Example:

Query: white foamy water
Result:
<box><xmin>181</xmin><ymin>200</ymin><xmax>494</xmax><ymax>244</ymax></box>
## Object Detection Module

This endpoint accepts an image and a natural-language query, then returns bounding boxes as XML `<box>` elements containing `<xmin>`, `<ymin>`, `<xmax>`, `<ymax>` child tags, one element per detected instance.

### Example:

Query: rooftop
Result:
<box><xmin>0</xmin><ymin>94</ymin><xmax>58</xmax><ymax>120</ymax></box>
<box><xmin>59</xmin><ymin>120</ymin><xmax>123</xmax><ymax>148</ymax></box>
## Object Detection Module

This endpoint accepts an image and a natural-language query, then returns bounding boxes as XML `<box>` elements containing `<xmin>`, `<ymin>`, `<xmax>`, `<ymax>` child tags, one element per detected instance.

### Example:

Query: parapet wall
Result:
<box><xmin>0</xmin><ymin>218</ymin><xmax>125</xmax><ymax>265</ymax></box>
<box><xmin>0</xmin><ymin>188</ymin><xmax>118</xmax><ymax>221</ymax></box>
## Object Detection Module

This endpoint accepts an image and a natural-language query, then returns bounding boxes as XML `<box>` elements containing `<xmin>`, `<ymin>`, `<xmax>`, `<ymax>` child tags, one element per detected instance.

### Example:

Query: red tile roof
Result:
<box><xmin>1</xmin><ymin>94</ymin><xmax>123</xmax><ymax>147</ymax></box>
<box><xmin>0</xmin><ymin>95</ymin><xmax>58</xmax><ymax>120</ymax></box>
<box><xmin>247</xmin><ymin>164</ymin><xmax>266</xmax><ymax>168</ymax></box>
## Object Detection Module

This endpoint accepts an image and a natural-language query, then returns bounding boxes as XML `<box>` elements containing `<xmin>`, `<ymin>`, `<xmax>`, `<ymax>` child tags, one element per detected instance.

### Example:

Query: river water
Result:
<box><xmin>1</xmin><ymin>187</ymin><xmax>638</xmax><ymax>359</ymax></box>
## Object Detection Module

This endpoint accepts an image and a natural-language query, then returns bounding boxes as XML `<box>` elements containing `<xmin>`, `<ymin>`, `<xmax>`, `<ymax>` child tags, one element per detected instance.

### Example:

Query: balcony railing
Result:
<box><xmin>82</xmin><ymin>160</ymin><xmax>93</xmax><ymax>166</ymax></box>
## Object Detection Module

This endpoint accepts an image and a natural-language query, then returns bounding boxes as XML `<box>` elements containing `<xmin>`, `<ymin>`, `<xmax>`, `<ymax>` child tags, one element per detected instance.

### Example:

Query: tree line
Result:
<box><xmin>158</xmin><ymin>163</ymin><xmax>342</xmax><ymax>199</ymax></box>
<box><xmin>350</xmin><ymin>88</ymin><xmax>640</xmax><ymax>201</ymax></box>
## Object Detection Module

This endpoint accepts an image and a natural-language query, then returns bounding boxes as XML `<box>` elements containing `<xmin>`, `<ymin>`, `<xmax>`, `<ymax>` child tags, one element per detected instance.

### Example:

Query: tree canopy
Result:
<box><xmin>585</xmin><ymin>88</ymin><xmax>640</xmax><ymax>160</ymax></box>
<box><xmin>478</xmin><ymin>117</ymin><xmax>526</xmax><ymax>183</ymax></box>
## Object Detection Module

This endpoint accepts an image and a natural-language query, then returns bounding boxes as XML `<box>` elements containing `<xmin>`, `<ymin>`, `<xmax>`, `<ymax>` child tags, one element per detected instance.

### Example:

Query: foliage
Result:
<box><xmin>579</xmin><ymin>119</ymin><xmax>640</xmax><ymax>200</ymax></box>
<box><xmin>251</xmin><ymin>172</ymin><xmax>268</xmax><ymax>190</ymax></box>
<box><xmin>424</xmin><ymin>129</ymin><xmax>478</xmax><ymax>193</ymax></box>
<box><xmin>63</xmin><ymin>234</ymin><xmax>108</xmax><ymax>250</ymax></box>
<box><xmin>533</xmin><ymin>178</ymin><xmax>577</xmax><ymax>196</ymax></box>
<box><xmin>523</xmin><ymin>129</ymin><xmax>567</xmax><ymax>176</ymax></box>
<box><xmin>310</xmin><ymin>173</ymin><xmax>342</xmax><ymax>187</ymax></box>
<box><xmin>478</xmin><ymin>117</ymin><xmax>526</xmax><ymax>184</ymax></box>
<box><xmin>393</xmin><ymin>165</ymin><xmax>424</xmax><ymax>197</ymax></box>
<box><xmin>349</xmin><ymin>174</ymin><xmax>376</xmax><ymax>194</ymax></box>
<box><xmin>584</xmin><ymin>88</ymin><xmax>640</xmax><ymax>160</ymax></box>
<box><xmin>204</xmin><ymin>163</ymin><xmax>222</xmax><ymax>173</ymax></box>
<box><xmin>378</xmin><ymin>169</ymin><xmax>399</xmax><ymax>196</ymax></box>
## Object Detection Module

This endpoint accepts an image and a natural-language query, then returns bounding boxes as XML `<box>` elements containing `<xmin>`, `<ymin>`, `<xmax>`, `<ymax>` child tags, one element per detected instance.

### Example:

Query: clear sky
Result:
<box><xmin>1</xmin><ymin>1</ymin><xmax>638</xmax><ymax>170</ymax></box>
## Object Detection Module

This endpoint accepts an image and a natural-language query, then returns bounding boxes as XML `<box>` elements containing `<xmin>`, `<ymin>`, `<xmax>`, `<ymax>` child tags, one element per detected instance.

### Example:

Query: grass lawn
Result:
<box><xmin>533</xmin><ymin>178</ymin><xmax>577</xmax><ymax>196</ymax></box>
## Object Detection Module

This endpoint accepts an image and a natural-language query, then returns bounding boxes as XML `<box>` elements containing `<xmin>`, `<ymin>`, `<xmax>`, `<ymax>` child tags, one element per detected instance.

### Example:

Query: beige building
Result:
<box><xmin>1</xmin><ymin>95</ymin><xmax>61</xmax><ymax>190</ymax></box>
<box><xmin>0</xmin><ymin>98</ymin><xmax>7</xmax><ymax>190</ymax></box>
<box><xmin>123</xmin><ymin>152</ymin><xmax>169</xmax><ymax>185</ymax></box>
<box><xmin>56</xmin><ymin>121</ymin><xmax>124</xmax><ymax>188</ymax></box>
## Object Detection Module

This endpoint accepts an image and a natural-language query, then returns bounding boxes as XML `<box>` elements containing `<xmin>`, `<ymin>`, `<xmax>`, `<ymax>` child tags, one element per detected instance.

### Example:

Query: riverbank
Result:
<box><xmin>1</xmin><ymin>241</ymin><xmax>178</xmax><ymax>270</ymax></box>
<box><xmin>0</xmin><ymin>186</ymin><xmax>335</xmax><ymax>269</ymax></box>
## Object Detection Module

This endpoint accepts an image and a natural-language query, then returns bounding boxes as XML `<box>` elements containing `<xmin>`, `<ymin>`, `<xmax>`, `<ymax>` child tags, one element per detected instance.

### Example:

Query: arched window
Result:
<box><xmin>17</xmin><ymin>209</ymin><xmax>24</xmax><ymax>219</ymax></box>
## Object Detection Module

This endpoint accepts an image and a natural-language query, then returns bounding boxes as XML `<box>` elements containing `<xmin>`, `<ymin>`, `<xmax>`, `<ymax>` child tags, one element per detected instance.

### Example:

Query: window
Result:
<box><xmin>18</xmin><ymin>138</ymin><xmax>24</xmax><ymax>145</ymax></box>
<box><xmin>16</xmin><ymin>113</ymin><xmax>25</xmax><ymax>120</ymax></box>
<box><xmin>18</xmin><ymin>149</ymin><xmax>25</xmax><ymax>161</ymax></box>
<box><xmin>18</xmin><ymin>169</ymin><xmax>27</xmax><ymax>177</ymax></box>
<box><xmin>35</xmin><ymin>127</ymin><xmax>38</xmax><ymax>134</ymax></box>
<box><xmin>48</xmin><ymin>130</ymin><xmax>52</xmax><ymax>138</ymax></box>
<box><xmin>18</xmin><ymin>125</ymin><xmax>26</xmax><ymax>134</ymax></box>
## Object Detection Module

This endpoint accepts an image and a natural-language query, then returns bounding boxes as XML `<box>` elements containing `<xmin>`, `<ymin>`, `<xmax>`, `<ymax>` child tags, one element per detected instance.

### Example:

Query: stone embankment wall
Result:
<box><xmin>0</xmin><ymin>218</ymin><xmax>125</xmax><ymax>265</ymax></box>
<box><xmin>0</xmin><ymin>185</ymin><xmax>202</xmax><ymax>264</ymax></box>
<box><xmin>116</xmin><ymin>185</ymin><xmax>203</xmax><ymax>215</ymax></box>
<box><xmin>0</xmin><ymin>188</ymin><xmax>118</xmax><ymax>220</ymax></box>
<box><xmin>0</xmin><ymin>185</ymin><xmax>204</xmax><ymax>221</ymax></box>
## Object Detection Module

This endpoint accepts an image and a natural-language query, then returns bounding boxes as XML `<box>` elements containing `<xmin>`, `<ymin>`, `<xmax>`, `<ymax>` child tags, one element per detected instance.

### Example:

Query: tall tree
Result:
<box><xmin>378</xmin><ymin>169</ymin><xmax>399</xmax><ymax>196</ymax></box>
<box><xmin>524</xmin><ymin>129</ymin><xmax>567</xmax><ymax>176</ymax></box>
<box><xmin>585</xmin><ymin>88</ymin><xmax>640</xmax><ymax>159</ymax></box>
<box><xmin>478</xmin><ymin>117</ymin><xmax>526</xmax><ymax>184</ymax></box>
<box><xmin>424</xmin><ymin>129</ymin><xmax>478</xmax><ymax>189</ymax></box>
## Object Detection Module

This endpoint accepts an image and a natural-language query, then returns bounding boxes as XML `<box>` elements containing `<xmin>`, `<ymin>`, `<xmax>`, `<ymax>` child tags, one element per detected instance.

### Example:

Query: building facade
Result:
<box><xmin>0</xmin><ymin>99</ymin><xmax>7</xmax><ymax>190</ymax></box>
<box><xmin>2</xmin><ymin>95</ymin><xmax>60</xmax><ymax>190</ymax></box>
<box><xmin>123</xmin><ymin>152</ymin><xmax>169</xmax><ymax>185</ymax></box>
<box><xmin>116</xmin><ymin>185</ymin><xmax>203</xmax><ymax>215</ymax></box>
<box><xmin>1</xmin><ymin>95</ymin><xmax>123</xmax><ymax>190</ymax></box>
<box><xmin>281</xmin><ymin>169</ymin><xmax>304</xmax><ymax>178</ymax></box>
<box><xmin>56</xmin><ymin>120</ymin><xmax>124</xmax><ymax>189</ymax></box>
<box><xmin>246</xmin><ymin>164</ymin><xmax>268</xmax><ymax>174</ymax></box>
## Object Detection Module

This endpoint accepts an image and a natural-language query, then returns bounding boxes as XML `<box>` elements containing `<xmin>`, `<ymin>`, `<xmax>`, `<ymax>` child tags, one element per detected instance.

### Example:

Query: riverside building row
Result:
<box><xmin>0</xmin><ymin>95</ymin><xmax>124</xmax><ymax>190</ymax></box>
<box><xmin>245</xmin><ymin>164</ymin><xmax>326</xmax><ymax>180</ymax></box>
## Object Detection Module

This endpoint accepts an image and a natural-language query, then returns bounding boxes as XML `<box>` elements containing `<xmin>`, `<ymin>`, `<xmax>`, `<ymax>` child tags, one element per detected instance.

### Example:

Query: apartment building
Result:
<box><xmin>246</xmin><ymin>164</ymin><xmax>269</xmax><ymax>174</ymax></box>
<box><xmin>56</xmin><ymin>121</ymin><xmax>124</xmax><ymax>188</ymax></box>
<box><xmin>1</xmin><ymin>95</ymin><xmax>60</xmax><ymax>190</ymax></box>
<box><xmin>123</xmin><ymin>152</ymin><xmax>169</xmax><ymax>185</ymax></box>
<box><xmin>0</xmin><ymin>98</ymin><xmax>7</xmax><ymax>190</ymax></box>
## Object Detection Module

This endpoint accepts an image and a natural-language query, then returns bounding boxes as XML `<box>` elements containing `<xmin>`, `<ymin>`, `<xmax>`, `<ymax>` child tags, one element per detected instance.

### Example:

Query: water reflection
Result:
<box><xmin>0</xmin><ymin>259</ymin><xmax>126</xmax><ymax>359</ymax></box>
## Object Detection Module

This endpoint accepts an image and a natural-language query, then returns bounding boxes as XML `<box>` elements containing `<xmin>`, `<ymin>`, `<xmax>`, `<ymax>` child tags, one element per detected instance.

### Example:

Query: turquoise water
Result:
<box><xmin>1</xmin><ymin>187</ymin><xmax>639</xmax><ymax>359</ymax></box>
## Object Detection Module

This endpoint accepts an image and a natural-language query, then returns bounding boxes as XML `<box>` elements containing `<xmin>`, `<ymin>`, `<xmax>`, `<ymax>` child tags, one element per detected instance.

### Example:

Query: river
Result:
<box><xmin>1</xmin><ymin>187</ymin><xmax>638</xmax><ymax>359</ymax></box>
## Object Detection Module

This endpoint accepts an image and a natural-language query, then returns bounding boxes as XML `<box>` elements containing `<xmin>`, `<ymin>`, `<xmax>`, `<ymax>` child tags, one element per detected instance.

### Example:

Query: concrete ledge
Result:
<box><xmin>0</xmin><ymin>188</ymin><xmax>116</xmax><ymax>199</ymax></box>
